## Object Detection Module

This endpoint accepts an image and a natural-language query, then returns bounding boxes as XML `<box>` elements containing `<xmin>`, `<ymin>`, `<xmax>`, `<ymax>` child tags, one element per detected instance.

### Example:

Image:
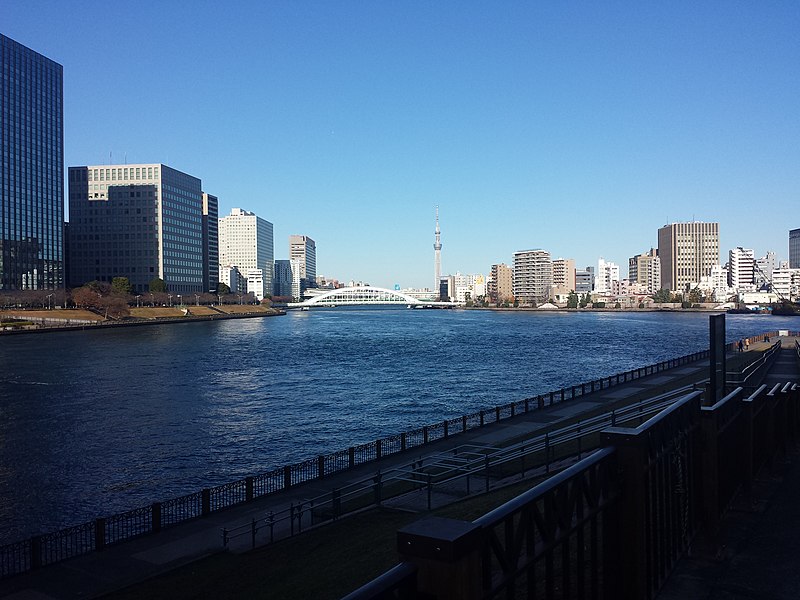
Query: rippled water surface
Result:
<box><xmin>0</xmin><ymin>309</ymin><xmax>794</xmax><ymax>542</ymax></box>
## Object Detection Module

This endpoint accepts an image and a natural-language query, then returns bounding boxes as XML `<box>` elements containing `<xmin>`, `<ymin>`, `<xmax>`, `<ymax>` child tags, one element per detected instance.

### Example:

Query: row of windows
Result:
<box><xmin>84</xmin><ymin>166</ymin><xmax>158</xmax><ymax>182</ymax></box>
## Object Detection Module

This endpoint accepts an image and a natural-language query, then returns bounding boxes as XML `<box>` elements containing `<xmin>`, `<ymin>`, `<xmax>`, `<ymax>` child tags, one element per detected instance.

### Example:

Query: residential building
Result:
<box><xmin>755</xmin><ymin>251</ymin><xmax>776</xmax><ymax>287</ymax></box>
<box><xmin>552</xmin><ymin>258</ymin><xmax>576</xmax><ymax>291</ymax></box>
<box><xmin>68</xmin><ymin>164</ymin><xmax>204</xmax><ymax>293</ymax></box>
<box><xmin>698</xmin><ymin>264</ymin><xmax>732</xmax><ymax>302</ymax></box>
<box><xmin>629</xmin><ymin>249</ymin><xmax>661</xmax><ymax>293</ymax></box>
<box><xmin>657</xmin><ymin>222</ymin><xmax>720</xmax><ymax>291</ymax></box>
<box><xmin>513</xmin><ymin>249</ymin><xmax>552</xmax><ymax>304</ymax></box>
<box><xmin>789</xmin><ymin>229</ymin><xmax>800</xmax><ymax>269</ymax></box>
<box><xmin>202</xmin><ymin>193</ymin><xmax>219</xmax><ymax>293</ymax></box>
<box><xmin>289</xmin><ymin>235</ymin><xmax>316</xmax><ymax>293</ymax></box>
<box><xmin>489</xmin><ymin>263</ymin><xmax>513</xmax><ymax>304</ymax></box>
<box><xmin>453</xmin><ymin>272</ymin><xmax>485</xmax><ymax>303</ymax></box>
<box><xmin>246</xmin><ymin>269</ymin><xmax>264</xmax><ymax>301</ymax></box>
<box><xmin>273</xmin><ymin>259</ymin><xmax>293</xmax><ymax>297</ymax></box>
<box><xmin>218</xmin><ymin>208</ymin><xmax>274</xmax><ymax>299</ymax></box>
<box><xmin>219</xmin><ymin>264</ymin><xmax>244</xmax><ymax>294</ymax></box>
<box><xmin>1</xmin><ymin>34</ymin><xmax>64</xmax><ymax>290</ymax></box>
<box><xmin>595</xmin><ymin>258</ymin><xmax>620</xmax><ymax>294</ymax></box>
<box><xmin>575</xmin><ymin>270</ymin><xmax>593</xmax><ymax>294</ymax></box>
<box><xmin>728</xmin><ymin>247</ymin><xmax>755</xmax><ymax>292</ymax></box>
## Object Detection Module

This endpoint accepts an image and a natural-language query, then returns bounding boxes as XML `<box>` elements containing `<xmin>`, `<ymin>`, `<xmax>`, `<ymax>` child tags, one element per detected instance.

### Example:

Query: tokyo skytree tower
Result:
<box><xmin>434</xmin><ymin>206</ymin><xmax>442</xmax><ymax>294</ymax></box>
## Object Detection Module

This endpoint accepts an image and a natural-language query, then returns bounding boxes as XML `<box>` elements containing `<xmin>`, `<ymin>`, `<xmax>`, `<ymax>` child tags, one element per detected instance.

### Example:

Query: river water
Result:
<box><xmin>0</xmin><ymin>308</ymin><xmax>794</xmax><ymax>543</ymax></box>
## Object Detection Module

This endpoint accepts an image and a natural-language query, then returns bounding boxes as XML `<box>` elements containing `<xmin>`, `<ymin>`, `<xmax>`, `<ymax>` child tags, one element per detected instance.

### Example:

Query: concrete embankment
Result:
<box><xmin>0</xmin><ymin>308</ymin><xmax>284</xmax><ymax>335</ymax></box>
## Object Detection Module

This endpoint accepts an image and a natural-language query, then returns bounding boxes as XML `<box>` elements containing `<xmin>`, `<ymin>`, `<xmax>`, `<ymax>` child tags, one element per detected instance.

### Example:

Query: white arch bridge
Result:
<box><xmin>288</xmin><ymin>286</ymin><xmax>455</xmax><ymax>308</ymax></box>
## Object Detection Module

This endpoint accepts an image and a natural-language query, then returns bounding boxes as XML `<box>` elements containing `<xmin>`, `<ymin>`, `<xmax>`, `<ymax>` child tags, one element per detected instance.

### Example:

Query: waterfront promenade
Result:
<box><xmin>0</xmin><ymin>337</ymin><xmax>794</xmax><ymax>599</ymax></box>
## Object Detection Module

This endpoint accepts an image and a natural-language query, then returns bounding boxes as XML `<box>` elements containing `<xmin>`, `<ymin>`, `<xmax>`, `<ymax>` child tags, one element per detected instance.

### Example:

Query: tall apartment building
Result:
<box><xmin>1</xmin><ymin>34</ymin><xmax>64</xmax><ymax>290</ymax></box>
<box><xmin>202</xmin><ymin>193</ymin><xmax>219</xmax><ymax>293</ymax></box>
<box><xmin>489</xmin><ymin>263</ymin><xmax>513</xmax><ymax>303</ymax></box>
<box><xmin>657</xmin><ymin>222</ymin><xmax>720</xmax><ymax>291</ymax></box>
<box><xmin>552</xmin><ymin>258</ymin><xmax>576</xmax><ymax>290</ymax></box>
<box><xmin>68</xmin><ymin>164</ymin><xmax>205</xmax><ymax>293</ymax></box>
<box><xmin>728</xmin><ymin>247</ymin><xmax>755</xmax><ymax>291</ymax></box>
<box><xmin>629</xmin><ymin>248</ymin><xmax>661</xmax><ymax>293</ymax></box>
<box><xmin>289</xmin><ymin>235</ymin><xmax>316</xmax><ymax>291</ymax></box>
<box><xmin>218</xmin><ymin>208</ymin><xmax>274</xmax><ymax>300</ymax></box>
<box><xmin>513</xmin><ymin>249</ymin><xmax>552</xmax><ymax>304</ymax></box>
<box><xmin>595</xmin><ymin>258</ymin><xmax>620</xmax><ymax>294</ymax></box>
<box><xmin>790</xmin><ymin>228</ymin><xmax>800</xmax><ymax>269</ymax></box>
<box><xmin>755</xmin><ymin>251</ymin><xmax>775</xmax><ymax>288</ymax></box>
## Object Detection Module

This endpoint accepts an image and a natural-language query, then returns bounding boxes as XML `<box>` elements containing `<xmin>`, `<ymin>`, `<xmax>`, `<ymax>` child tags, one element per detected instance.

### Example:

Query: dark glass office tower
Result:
<box><xmin>0</xmin><ymin>34</ymin><xmax>64</xmax><ymax>290</ymax></box>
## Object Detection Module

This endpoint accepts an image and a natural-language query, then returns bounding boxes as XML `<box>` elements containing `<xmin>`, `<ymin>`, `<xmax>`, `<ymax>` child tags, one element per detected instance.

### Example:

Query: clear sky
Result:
<box><xmin>5</xmin><ymin>1</ymin><xmax>799</xmax><ymax>289</ymax></box>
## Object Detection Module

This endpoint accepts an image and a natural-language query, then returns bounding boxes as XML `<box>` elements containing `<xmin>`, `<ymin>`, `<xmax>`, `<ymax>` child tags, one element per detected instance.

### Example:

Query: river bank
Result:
<box><xmin>0</xmin><ymin>305</ymin><xmax>284</xmax><ymax>335</ymax></box>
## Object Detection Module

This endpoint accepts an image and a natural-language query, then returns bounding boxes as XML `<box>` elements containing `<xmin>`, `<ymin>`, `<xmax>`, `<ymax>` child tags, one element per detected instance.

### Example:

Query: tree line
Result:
<box><xmin>1</xmin><ymin>278</ymin><xmax>265</xmax><ymax>319</ymax></box>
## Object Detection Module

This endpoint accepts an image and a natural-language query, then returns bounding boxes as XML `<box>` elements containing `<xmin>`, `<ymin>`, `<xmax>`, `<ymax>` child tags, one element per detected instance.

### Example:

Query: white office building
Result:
<box><xmin>219</xmin><ymin>208</ymin><xmax>274</xmax><ymax>299</ymax></box>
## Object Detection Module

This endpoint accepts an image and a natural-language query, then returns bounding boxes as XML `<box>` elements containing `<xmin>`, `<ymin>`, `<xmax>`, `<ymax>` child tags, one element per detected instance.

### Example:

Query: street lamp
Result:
<box><xmin>168</xmin><ymin>294</ymin><xmax>173</xmax><ymax>307</ymax></box>
<box><xmin>238</xmin><ymin>294</ymin><xmax>243</xmax><ymax>305</ymax></box>
<box><xmin>177</xmin><ymin>294</ymin><xmax>182</xmax><ymax>307</ymax></box>
<box><xmin>194</xmin><ymin>293</ymin><xmax>200</xmax><ymax>306</ymax></box>
<box><xmin>149</xmin><ymin>293</ymin><xmax>155</xmax><ymax>307</ymax></box>
<box><xmin>135</xmin><ymin>295</ymin><xmax>141</xmax><ymax>308</ymax></box>
<box><xmin>217</xmin><ymin>294</ymin><xmax>222</xmax><ymax>306</ymax></box>
<box><xmin>45</xmin><ymin>293</ymin><xmax>53</xmax><ymax>310</ymax></box>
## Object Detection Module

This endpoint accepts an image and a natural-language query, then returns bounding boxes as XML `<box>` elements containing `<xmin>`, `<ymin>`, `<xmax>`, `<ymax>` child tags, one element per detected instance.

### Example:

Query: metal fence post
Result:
<box><xmin>95</xmin><ymin>517</ymin><xmax>106</xmax><ymax>550</ymax></box>
<box><xmin>202</xmin><ymin>489</ymin><xmax>211</xmax><ymax>515</ymax></box>
<box><xmin>246</xmin><ymin>476</ymin><xmax>254</xmax><ymax>500</ymax></box>
<box><xmin>601</xmin><ymin>428</ymin><xmax>648</xmax><ymax>600</ymax></box>
<box><xmin>376</xmin><ymin>439</ymin><xmax>382</xmax><ymax>460</ymax></box>
<box><xmin>401</xmin><ymin>432</ymin><xmax>407</xmax><ymax>451</ymax></box>
<box><xmin>152</xmin><ymin>502</ymin><xmax>162</xmax><ymax>533</ymax></box>
<box><xmin>397</xmin><ymin>517</ymin><xmax>482</xmax><ymax>600</ymax></box>
<box><xmin>317</xmin><ymin>456</ymin><xmax>325</xmax><ymax>479</ymax></box>
<box><xmin>30</xmin><ymin>535</ymin><xmax>42</xmax><ymax>570</ymax></box>
<box><xmin>349</xmin><ymin>447</ymin><xmax>355</xmax><ymax>468</ymax></box>
<box><xmin>283</xmin><ymin>466</ymin><xmax>292</xmax><ymax>490</ymax></box>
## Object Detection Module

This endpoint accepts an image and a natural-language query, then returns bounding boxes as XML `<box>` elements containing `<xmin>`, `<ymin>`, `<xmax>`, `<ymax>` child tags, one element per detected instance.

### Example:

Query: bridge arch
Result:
<box><xmin>290</xmin><ymin>286</ymin><xmax>430</xmax><ymax>307</ymax></box>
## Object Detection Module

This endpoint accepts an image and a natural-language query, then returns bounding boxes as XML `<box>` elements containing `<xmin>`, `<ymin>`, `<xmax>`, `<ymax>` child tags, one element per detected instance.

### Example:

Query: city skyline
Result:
<box><xmin>4</xmin><ymin>3</ymin><xmax>799</xmax><ymax>288</ymax></box>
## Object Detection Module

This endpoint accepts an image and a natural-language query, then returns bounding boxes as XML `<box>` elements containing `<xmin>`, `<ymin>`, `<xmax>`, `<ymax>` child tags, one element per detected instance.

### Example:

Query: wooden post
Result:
<box><xmin>397</xmin><ymin>517</ymin><xmax>482</xmax><ymax>600</ymax></box>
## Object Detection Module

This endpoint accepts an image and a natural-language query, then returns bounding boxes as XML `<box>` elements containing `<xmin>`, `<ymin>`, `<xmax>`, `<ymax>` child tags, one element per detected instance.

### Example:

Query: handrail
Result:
<box><xmin>474</xmin><ymin>447</ymin><xmax>616</xmax><ymax>527</ymax></box>
<box><xmin>702</xmin><ymin>387</ymin><xmax>743</xmax><ymax>412</ymax></box>
<box><xmin>340</xmin><ymin>562</ymin><xmax>418</xmax><ymax>600</ymax></box>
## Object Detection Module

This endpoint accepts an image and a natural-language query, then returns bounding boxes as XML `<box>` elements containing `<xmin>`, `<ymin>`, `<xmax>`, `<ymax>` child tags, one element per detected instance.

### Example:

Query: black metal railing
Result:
<box><xmin>351</xmin><ymin>382</ymin><xmax>800</xmax><ymax>599</ymax></box>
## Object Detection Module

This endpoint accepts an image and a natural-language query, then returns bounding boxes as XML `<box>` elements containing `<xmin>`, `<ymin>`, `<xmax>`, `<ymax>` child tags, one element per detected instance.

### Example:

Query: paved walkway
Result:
<box><xmin>658</xmin><ymin>339</ymin><xmax>800</xmax><ymax>600</ymax></box>
<box><xmin>0</xmin><ymin>339</ymin><xmax>788</xmax><ymax>599</ymax></box>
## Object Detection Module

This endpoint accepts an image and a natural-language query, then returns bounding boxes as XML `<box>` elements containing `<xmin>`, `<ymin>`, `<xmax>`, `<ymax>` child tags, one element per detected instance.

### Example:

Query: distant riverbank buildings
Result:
<box><xmin>68</xmin><ymin>163</ymin><xmax>213</xmax><ymax>294</ymax></box>
<box><xmin>513</xmin><ymin>249</ymin><xmax>552</xmax><ymax>305</ymax></box>
<box><xmin>1</xmin><ymin>35</ymin><xmax>64</xmax><ymax>290</ymax></box>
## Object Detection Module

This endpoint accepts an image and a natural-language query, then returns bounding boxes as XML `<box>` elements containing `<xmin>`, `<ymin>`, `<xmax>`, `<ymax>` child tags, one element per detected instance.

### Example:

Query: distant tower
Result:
<box><xmin>434</xmin><ymin>206</ymin><xmax>442</xmax><ymax>294</ymax></box>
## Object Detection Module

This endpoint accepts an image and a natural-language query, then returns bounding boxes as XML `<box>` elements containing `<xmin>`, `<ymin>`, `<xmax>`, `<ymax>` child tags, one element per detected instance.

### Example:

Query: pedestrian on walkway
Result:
<box><xmin>745</xmin><ymin>337</ymin><xmax>750</xmax><ymax>350</ymax></box>
<box><xmin>738</xmin><ymin>339</ymin><xmax>744</xmax><ymax>352</ymax></box>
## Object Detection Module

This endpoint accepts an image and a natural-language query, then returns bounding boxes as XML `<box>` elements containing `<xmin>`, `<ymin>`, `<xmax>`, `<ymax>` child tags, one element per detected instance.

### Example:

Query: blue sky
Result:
<box><xmin>5</xmin><ymin>1</ymin><xmax>799</xmax><ymax>289</ymax></box>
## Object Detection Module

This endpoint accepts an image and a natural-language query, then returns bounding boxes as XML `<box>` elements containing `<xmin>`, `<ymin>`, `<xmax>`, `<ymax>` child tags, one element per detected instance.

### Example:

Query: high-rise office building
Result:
<box><xmin>218</xmin><ymin>208</ymin><xmax>274</xmax><ymax>299</ymax></box>
<box><xmin>657</xmin><ymin>222</ymin><xmax>720</xmax><ymax>291</ymax></box>
<box><xmin>512</xmin><ymin>249</ymin><xmax>552</xmax><ymax>304</ymax></box>
<box><xmin>202</xmin><ymin>193</ymin><xmax>219</xmax><ymax>293</ymax></box>
<box><xmin>68</xmin><ymin>164</ymin><xmax>205</xmax><ymax>293</ymax></box>
<box><xmin>289</xmin><ymin>235</ymin><xmax>316</xmax><ymax>291</ymax></box>
<box><xmin>1</xmin><ymin>34</ymin><xmax>64</xmax><ymax>290</ymax></box>
<box><xmin>790</xmin><ymin>228</ymin><xmax>800</xmax><ymax>269</ymax></box>
<box><xmin>273</xmin><ymin>259</ymin><xmax>293</xmax><ymax>298</ymax></box>
<box><xmin>489</xmin><ymin>263</ymin><xmax>513</xmax><ymax>304</ymax></box>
